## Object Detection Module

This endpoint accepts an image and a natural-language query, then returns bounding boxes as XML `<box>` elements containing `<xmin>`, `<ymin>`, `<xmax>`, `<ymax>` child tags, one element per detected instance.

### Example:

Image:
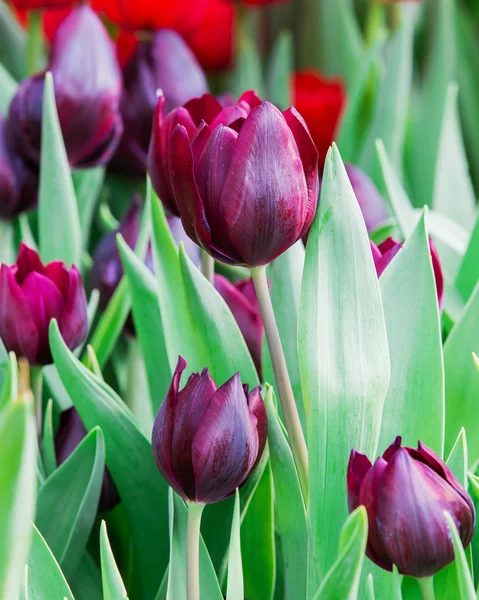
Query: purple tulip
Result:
<box><xmin>152</xmin><ymin>356</ymin><xmax>267</xmax><ymax>504</ymax></box>
<box><xmin>347</xmin><ymin>437</ymin><xmax>475</xmax><ymax>577</ymax></box>
<box><xmin>148</xmin><ymin>90</ymin><xmax>262</xmax><ymax>216</ymax></box>
<box><xmin>345</xmin><ymin>165</ymin><xmax>389</xmax><ymax>232</ymax></box>
<box><xmin>110</xmin><ymin>30</ymin><xmax>208</xmax><ymax>177</ymax></box>
<box><xmin>214</xmin><ymin>275</ymin><xmax>264</xmax><ymax>378</ymax></box>
<box><xmin>0</xmin><ymin>244</ymin><xmax>88</xmax><ymax>365</ymax></box>
<box><xmin>8</xmin><ymin>6</ymin><xmax>123</xmax><ymax>169</ymax></box>
<box><xmin>55</xmin><ymin>408</ymin><xmax>120</xmax><ymax>512</ymax></box>
<box><xmin>371</xmin><ymin>237</ymin><xmax>444</xmax><ymax>309</ymax></box>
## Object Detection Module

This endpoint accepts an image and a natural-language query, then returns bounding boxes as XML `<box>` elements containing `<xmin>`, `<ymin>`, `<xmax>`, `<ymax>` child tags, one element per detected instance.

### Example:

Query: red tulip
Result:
<box><xmin>293</xmin><ymin>70</ymin><xmax>345</xmax><ymax>167</ymax></box>
<box><xmin>10</xmin><ymin>0</ymin><xmax>73</xmax><ymax>11</ymax></box>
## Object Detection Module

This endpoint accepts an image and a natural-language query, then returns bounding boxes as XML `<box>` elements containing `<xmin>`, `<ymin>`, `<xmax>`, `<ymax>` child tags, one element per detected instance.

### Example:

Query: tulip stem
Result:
<box><xmin>201</xmin><ymin>250</ymin><xmax>214</xmax><ymax>284</ymax></box>
<box><xmin>186</xmin><ymin>502</ymin><xmax>205</xmax><ymax>600</ymax></box>
<box><xmin>251</xmin><ymin>266</ymin><xmax>309</xmax><ymax>502</ymax></box>
<box><xmin>418</xmin><ymin>577</ymin><xmax>435</xmax><ymax>600</ymax></box>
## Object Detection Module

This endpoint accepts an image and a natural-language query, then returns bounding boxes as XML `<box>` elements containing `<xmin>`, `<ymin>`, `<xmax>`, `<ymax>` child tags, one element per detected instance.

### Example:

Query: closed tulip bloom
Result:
<box><xmin>214</xmin><ymin>275</ymin><xmax>264</xmax><ymax>378</ymax></box>
<box><xmin>148</xmin><ymin>90</ymin><xmax>262</xmax><ymax>215</ymax></box>
<box><xmin>347</xmin><ymin>437</ymin><xmax>475</xmax><ymax>577</ymax></box>
<box><xmin>166</xmin><ymin>100</ymin><xmax>319</xmax><ymax>267</ymax></box>
<box><xmin>371</xmin><ymin>237</ymin><xmax>444</xmax><ymax>308</ymax></box>
<box><xmin>152</xmin><ymin>357</ymin><xmax>267</xmax><ymax>504</ymax></box>
<box><xmin>293</xmin><ymin>71</ymin><xmax>345</xmax><ymax>167</ymax></box>
<box><xmin>55</xmin><ymin>408</ymin><xmax>120</xmax><ymax>512</ymax></box>
<box><xmin>9</xmin><ymin>6</ymin><xmax>123</xmax><ymax>169</ymax></box>
<box><xmin>0</xmin><ymin>244</ymin><xmax>88</xmax><ymax>365</ymax></box>
<box><xmin>345</xmin><ymin>165</ymin><xmax>388</xmax><ymax>232</ymax></box>
<box><xmin>110</xmin><ymin>30</ymin><xmax>208</xmax><ymax>177</ymax></box>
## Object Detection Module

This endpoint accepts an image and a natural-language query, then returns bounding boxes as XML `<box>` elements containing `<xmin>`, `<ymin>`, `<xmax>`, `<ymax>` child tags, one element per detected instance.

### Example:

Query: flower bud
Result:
<box><xmin>345</xmin><ymin>165</ymin><xmax>388</xmax><ymax>232</ymax></box>
<box><xmin>347</xmin><ymin>437</ymin><xmax>475</xmax><ymax>577</ymax></box>
<box><xmin>0</xmin><ymin>244</ymin><xmax>88</xmax><ymax>365</ymax></box>
<box><xmin>214</xmin><ymin>275</ymin><xmax>263</xmax><ymax>378</ymax></box>
<box><xmin>55</xmin><ymin>407</ymin><xmax>120</xmax><ymax>512</ymax></box>
<box><xmin>371</xmin><ymin>237</ymin><xmax>444</xmax><ymax>308</ymax></box>
<box><xmin>163</xmin><ymin>99</ymin><xmax>319</xmax><ymax>267</ymax></box>
<box><xmin>110</xmin><ymin>30</ymin><xmax>208</xmax><ymax>178</ymax></box>
<box><xmin>8</xmin><ymin>6</ymin><xmax>123</xmax><ymax>169</ymax></box>
<box><xmin>152</xmin><ymin>357</ymin><xmax>267</xmax><ymax>504</ymax></box>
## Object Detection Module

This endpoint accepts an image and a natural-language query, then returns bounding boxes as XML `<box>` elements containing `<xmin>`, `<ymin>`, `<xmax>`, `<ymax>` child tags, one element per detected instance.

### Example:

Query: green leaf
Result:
<box><xmin>312</xmin><ymin>506</ymin><xmax>368</xmax><ymax>600</ymax></box>
<box><xmin>0</xmin><ymin>2</ymin><xmax>25</xmax><ymax>81</ymax></box>
<box><xmin>299</xmin><ymin>145</ymin><xmax>389</xmax><ymax>584</ymax></box>
<box><xmin>264</xmin><ymin>385</ymin><xmax>307</xmax><ymax>599</ymax></box>
<box><xmin>50</xmin><ymin>319</ymin><xmax>169</xmax><ymax>599</ymax></box>
<box><xmin>41</xmin><ymin>399</ymin><xmax>56</xmax><ymax>477</ymax></box>
<box><xmin>230</xmin><ymin>31</ymin><xmax>265</xmax><ymax>99</ymax></box>
<box><xmin>392</xmin><ymin>566</ymin><xmax>402</xmax><ymax>600</ymax></box>
<box><xmin>38</xmin><ymin>71</ymin><xmax>81</xmax><ymax>266</ymax></box>
<box><xmin>226</xmin><ymin>489</ymin><xmax>243</xmax><ymax>600</ymax></box>
<box><xmin>359</xmin><ymin>20</ymin><xmax>413</xmax><ymax>184</ymax></box>
<box><xmin>447</xmin><ymin>428</ymin><xmax>468</xmax><ymax>486</ymax></box>
<box><xmin>73</xmin><ymin>167</ymin><xmax>105</xmax><ymax>248</ymax></box>
<box><xmin>433</xmin><ymin>82</ymin><xmax>476</xmax><ymax>231</ymax></box>
<box><xmin>36</xmin><ymin>427</ymin><xmax>105</xmax><ymax>578</ymax></box>
<box><xmin>455</xmin><ymin>212</ymin><xmax>479</xmax><ymax>302</ymax></box>
<box><xmin>23</xmin><ymin>524</ymin><xmax>75</xmax><ymax>600</ymax></box>
<box><xmin>366</xmin><ymin>574</ymin><xmax>375</xmax><ymax>600</ymax></box>
<box><xmin>444</xmin><ymin>282</ymin><xmax>479</xmax><ymax>462</ymax></box>
<box><xmin>0</xmin><ymin>395</ymin><xmax>37</xmax><ymax>600</ymax></box>
<box><xmin>100</xmin><ymin>521</ymin><xmax>128</xmax><ymax>600</ymax></box>
<box><xmin>0</xmin><ymin>61</ymin><xmax>17</xmax><ymax>114</ymax></box>
<box><xmin>266</xmin><ymin>30</ymin><xmax>292</xmax><ymax>108</ymax></box>
<box><xmin>378</xmin><ymin>210</ymin><xmax>444</xmax><ymax>454</ymax></box>
<box><xmin>444</xmin><ymin>512</ymin><xmax>476</xmax><ymax>600</ymax></box>
<box><xmin>0</xmin><ymin>219</ymin><xmax>19</xmax><ymax>264</ymax></box>
<box><xmin>0</xmin><ymin>351</ymin><xmax>17</xmax><ymax>410</ymax></box>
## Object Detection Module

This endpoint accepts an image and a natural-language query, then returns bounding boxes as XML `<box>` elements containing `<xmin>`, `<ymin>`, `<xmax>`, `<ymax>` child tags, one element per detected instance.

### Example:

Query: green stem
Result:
<box><xmin>250</xmin><ymin>266</ymin><xmax>309</xmax><ymax>502</ymax></box>
<box><xmin>389</xmin><ymin>4</ymin><xmax>401</xmax><ymax>32</ymax></box>
<box><xmin>201</xmin><ymin>249</ymin><xmax>214</xmax><ymax>284</ymax></box>
<box><xmin>186</xmin><ymin>502</ymin><xmax>205</xmax><ymax>600</ymax></box>
<box><xmin>365</xmin><ymin>0</ymin><xmax>385</xmax><ymax>46</ymax></box>
<box><xmin>25</xmin><ymin>10</ymin><xmax>44</xmax><ymax>76</ymax></box>
<box><xmin>418</xmin><ymin>577</ymin><xmax>435</xmax><ymax>600</ymax></box>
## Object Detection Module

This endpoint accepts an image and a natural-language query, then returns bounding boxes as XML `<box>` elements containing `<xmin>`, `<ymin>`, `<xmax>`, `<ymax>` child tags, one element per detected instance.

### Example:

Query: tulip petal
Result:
<box><xmin>0</xmin><ymin>115</ymin><xmax>18</xmax><ymax>215</ymax></box>
<box><xmin>220</xmin><ymin>102</ymin><xmax>308</xmax><ymax>267</ymax></box>
<box><xmin>346</xmin><ymin>449</ymin><xmax>372</xmax><ymax>512</ymax></box>
<box><xmin>345</xmin><ymin>165</ymin><xmax>388</xmax><ymax>233</ymax></box>
<box><xmin>370</xmin><ymin>241</ymin><xmax>382</xmax><ymax>268</ymax></box>
<box><xmin>190</xmin><ymin>121</ymin><xmax>212</xmax><ymax>167</ymax></box>
<box><xmin>169</xmin><ymin>124</ymin><xmax>211</xmax><ymax>248</ymax></box>
<box><xmin>429</xmin><ymin>240</ymin><xmax>444</xmax><ymax>310</ymax></box>
<box><xmin>238</xmin><ymin>91</ymin><xmax>262</xmax><ymax>109</ymax></box>
<box><xmin>381</xmin><ymin>435</ymin><xmax>402</xmax><ymax>462</ymax></box>
<box><xmin>15</xmin><ymin>242</ymin><xmax>45</xmax><ymax>284</ymax></box>
<box><xmin>192</xmin><ymin>373</ymin><xmax>259</xmax><ymax>503</ymax></box>
<box><xmin>377</xmin><ymin>448</ymin><xmax>474</xmax><ymax>577</ymax></box>
<box><xmin>247</xmin><ymin>385</ymin><xmax>267</xmax><ymax>468</ymax></box>
<box><xmin>55</xmin><ymin>407</ymin><xmax>88</xmax><ymax>465</ymax></box>
<box><xmin>44</xmin><ymin>261</ymin><xmax>70</xmax><ymax>297</ymax></box>
<box><xmin>184</xmin><ymin>93</ymin><xmax>223</xmax><ymax>127</ymax></box>
<box><xmin>210</xmin><ymin>103</ymin><xmax>250</xmax><ymax>129</ymax></box>
<box><xmin>0</xmin><ymin>265</ymin><xmax>39</xmax><ymax>363</ymax></box>
<box><xmin>59</xmin><ymin>266</ymin><xmax>88</xmax><ymax>352</ymax></box>
<box><xmin>376</xmin><ymin>238</ymin><xmax>402</xmax><ymax>277</ymax></box>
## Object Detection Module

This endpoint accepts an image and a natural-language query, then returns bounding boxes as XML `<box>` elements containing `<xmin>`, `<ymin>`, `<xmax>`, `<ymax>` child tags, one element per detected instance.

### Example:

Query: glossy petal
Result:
<box><xmin>346</xmin><ymin>449</ymin><xmax>372</xmax><ymax>512</ymax></box>
<box><xmin>375</xmin><ymin>238</ymin><xmax>402</xmax><ymax>277</ymax></box>
<box><xmin>429</xmin><ymin>240</ymin><xmax>444</xmax><ymax>310</ymax></box>
<box><xmin>345</xmin><ymin>165</ymin><xmax>388</xmax><ymax>232</ymax></box>
<box><xmin>220</xmin><ymin>102</ymin><xmax>309</xmax><ymax>266</ymax></box>
<box><xmin>183</xmin><ymin>94</ymin><xmax>223</xmax><ymax>127</ymax></box>
<box><xmin>59</xmin><ymin>266</ymin><xmax>88</xmax><ymax>353</ymax></box>
<box><xmin>238</xmin><ymin>91</ymin><xmax>262</xmax><ymax>109</ymax></box>
<box><xmin>44</xmin><ymin>261</ymin><xmax>70</xmax><ymax>298</ymax></box>
<box><xmin>15</xmin><ymin>242</ymin><xmax>46</xmax><ymax>283</ymax></box>
<box><xmin>209</xmin><ymin>102</ymin><xmax>250</xmax><ymax>129</ymax></box>
<box><xmin>246</xmin><ymin>385</ymin><xmax>267</xmax><ymax>467</ymax></box>
<box><xmin>381</xmin><ymin>435</ymin><xmax>402</xmax><ymax>462</ymax></box>
<box><xmin>192</xmin><ymin>373</ymin><xmax>259</xmax><ymax>503</ymax></box>
<box><xmin>0</xmin><ymin>115</ymin><xmax>18</xmax><ymax>217</ymax></box>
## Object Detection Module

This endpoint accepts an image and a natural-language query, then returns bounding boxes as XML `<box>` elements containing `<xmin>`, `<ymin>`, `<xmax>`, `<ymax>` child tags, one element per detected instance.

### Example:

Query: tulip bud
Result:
<box><xmin>110</xmin><ymin>30</ymin><xmax>208</xmax><ymax>177</ymax></box>
<box><xmin>0</xmin><ymin>244</ymin><xmax>88</xmax><ymax>365</ymax></box>
<box><xmin>55</xmin><ymin>407</ymin><xmax>120</xmax><ymax>512</ymax></box>
<box><xmin>371</xmin><ymin>237</ymin><xmax>444</xmax><ymax>308</ymax></box>
<box><xmin>152</xmin><ymin>357</ymin><xmax>267</xmax><ymax>504</ymax></box>
<box><xmin>345</xmin><ymin>165</ymin><xmax>389</xmax><ymax>232</ymax></box>
<box><xmin>292</xmin><ymin>71</ymin><xmax>345</xmax><ymax>167</ymax></box>
<box><xmin>347</xmin><ymin>437</ymin><xmax>475</xmax><ymax>577</ymax></box>
<box><xmin>214</xmin><ymin>275</ymin><xmax>264</xmax><ymax>377</ymax></box>
<box><xmin>162</xmin><ymin>99</ymin><xmax>318</xmax><ymax>267</ymax></box>
<box><xmin>8</xmin><ymin>6</ymin><xmax>123</xmax><ymax>169</ymax></box>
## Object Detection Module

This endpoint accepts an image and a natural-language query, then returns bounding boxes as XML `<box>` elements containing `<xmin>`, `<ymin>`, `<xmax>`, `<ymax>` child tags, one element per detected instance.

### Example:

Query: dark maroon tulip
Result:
<box><xmin>148</xmin><ymin>90</ymin><xmax>262</xmax><ymax>216</ymax></box>
<box><xmin>8</xmin><ymin>6</ymin><xmax>123</xmax><ymax>169</ymax></box>
<box><xmin>345</xmin><ymin>165</ymin><xmax>388</xmax><ymax>232</ymax></box>
<box><xmin>347</xmin><ymin>437</ymin><xmax>475</xmax><ymax>577</ymax></box>
<box><xmin>110</xmin><ymin>30</ymin><xmax>208</xmax><ymax>178</ymax></box>
<box><xmin>55</xmin><ymin>407</ymin><xmax>120</xmax><ymax>512</ymax></box>
<box><xmin>152</xmin><ymin>356</ymin><xmax>267</xmax><ymax>504</ymax></box>
<box><xmin>164</xmin><ymin>99</ymin><xmax>319</xmax><ymax>267</ymax></box>
<box><xmin>0</xmin><ymin>244</ymin><xmax>88</xmax><ymax>365</ymax></box>
<box><xmin>371</xmin><ymin>237</ymin><xmax>444</xmax><ymax>308</ymax></box>
<box><xmin>214</xmin><ymin>275</ymin><xmax>263</xmax><ymax>378</ymax></box>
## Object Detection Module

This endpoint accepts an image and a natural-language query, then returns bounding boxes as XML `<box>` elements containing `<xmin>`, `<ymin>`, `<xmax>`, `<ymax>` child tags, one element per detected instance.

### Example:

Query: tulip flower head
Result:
<box><xmin>152</xmin><ymin>357</ymin><xmax>267</xmax><ymax>504</ymax></box>
<box><xmin>150</xmin><ymin>94</ymin><xmax>319</xmax><ymax>267</ymax></box>
<box><xmin>0</xmin><ymin>244</ymin><xmax>88</xmax><ymax>365</ymax></box>
<box><xmin>347</xmin><ymin>437</ymin><xmax>475</xmax><ymax>577</ymax></box>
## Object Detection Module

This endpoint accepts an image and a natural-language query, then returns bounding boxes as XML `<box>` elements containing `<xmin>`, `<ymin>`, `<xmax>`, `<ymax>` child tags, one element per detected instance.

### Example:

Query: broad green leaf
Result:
<box><xmin>0</xmin><ymin>351</ymin><xmax>17</xmax><ymax>410</ymax></box>
<box><xmin>226</xmin><ymin>490</ymin><xmax>243</xmax><ymax>600</ymax></box>
<box><xmin>263</xmin><ymin>242</ymin><xmax>306</xmax><ymax>430</ymax></box>
<box><xmin>0</xmin><ymin>218</ymin><xmax>18</xmax><ymax>264</ymax></box>
<box><xmin>0</xmin><ymin>394</ymin><xmax>37</xmax><ymax>600</ymax></box>
<box><xmin>378</xmin><ymin>210</ymin><xmax>444</xmax><ymax>454</ymax></box>
<box><xmin>455</xmin><ymin>212</ymin><xmax>479</xmax><ymax>302</ymax></box>
<box><xmin>17</xmin><ymin>214</ymin><xmax>37</xmax><ymax>250</ymax></box>
<box><xmin>0</xmin><ymin>1</ymin><xmax>25</xmax><ymax>81</ymax></box>
<box><xmin>392</xmin><ymin>566</ymin><xmax>402</xmax><ymax>599</ymax></box>
<box><xmin>444</xmin><ymin>512</ymin><xmax>476</xmax><ymax>600</ymax></box>
<box><xmin>36</xmin><ymin>427</ymin><xmax>105</xmax><ymax>578</ymax></box>
<box><xmin>124</xmin><ymin>341</ymin><xmax>154</xmax><ymax>439</ymax></box>
<box><xmin>444</xmin><ymin>282</ymin><xmax>479</xmax><ymax>462</ymax></box>
<box><xmin>265</xmin><ymin>385</ymin><xmax>307</xmax><ymax>599</ymax></box>
<box><xmin>433</xmin><ymin>82</ymin><xmax>476</xmax><ymax>231</ymax></box>
<box><xmin>359</xmin><ymin>20</ymin><xmax>413</xmax><ymax>184</ymax></box>
<box><xmin>71</xmin><ymin>553</ymin><xmax>102</xmax><ymax>600</ymax></box>
<box><xmin>50</xmin><ymin>319</ymin><xmax>169</xmax><ymax>599</ymax></box>
<box><xmin>230</xmin><ymin>30</ymin><xmax>265</xmax><ymax>99</ymax></box>
<box><xmin>41</xmin><ymin>399</ymin><xmax>56</xmax><ymax>477</ymax></box>
<box><xmin>73</xmin><ymin>167</ymin><xmax>105</xmax><ymax>248</ymax></box>
<box><xmin>100</xmin><ymin>521</ymin><xmax>128</xmax><ymax>600</ymax></box>
<box><xmin>0</xmin><ymin>61</ymin><xmax>17</xmax><ymax>113</ymax></box>
<box><xmin>39</xmin><ymin>72</ymin><xmax>81</xmax><ymax>266</ymax></box>
<box><xmin>312</xmin><ymin>507</ymin><xmax>368</xmax><ymax>600</ymax></box>
<box><xmin>447</xmin><ymin>428</ymin><xmax>468</xmax><ymax>486</ymax></box>
<box><xmin>366</xmin><ymin>574</ymin><xmax>375</xmax><ymax>600</ymax></box>
<box><xmin>299</xmin><ymin>145</ymin><xmax>389</xmax><ymax>585</ymax></box>
<box><xmin>266</xmin><ymin>30</ymin><xmax>292</xmax><ymax>108</ymax></box>
<box><xmin>23</xmin><ymin>524</ymin><xmax>75</xmax><ymax>600</ymax></box>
